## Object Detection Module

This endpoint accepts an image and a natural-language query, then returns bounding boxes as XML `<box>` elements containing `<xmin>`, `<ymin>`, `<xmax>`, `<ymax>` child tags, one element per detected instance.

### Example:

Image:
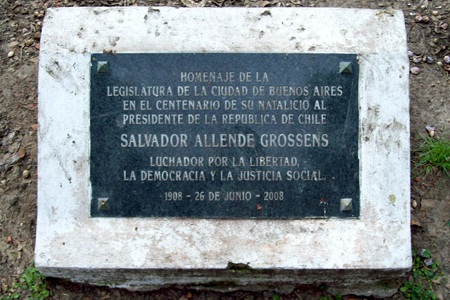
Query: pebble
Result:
<box><xmin>0</xmin><ymin>153</ymin><xmax>20</xmax><ymax>173</ymax></box>
<box><xmin>8</xmin><ymin>142</ymin><xmax>19</xmax><ymax>153</ymax></box>
<box><xmin>444</xmin><ymin>56</ymin><xmax>450</xmax><ymax>64</ymax></box>
<box><xmin>412</xmin><ymin>56</ymin><xmax>421</xmax><ymax>63</ymax></box>
<box><xmin>23</xmin><ymin>170</ymin><xmax>30</xmax><ymax>178</ymax></box>
<box><xmin>4</xmin><ymin>131</ymin><xmax>16</xmax><ymax>143</ymax></box>
<box><xmin>426</xmin><ymin>56</ymin><xmax>433</xmax><ymax>64</ymax></box>
<box><xmin>415</xmin><ymin>14</ymin><xmax>430</xmax><ymax>23</ymax></box>
<box><xmin>7</xmin><ymin>51</ymin><xmax>14</xmax><ymax>58</ymax></box>
<box><xmin>441</xmin><ymin>23</ymin><xmax>448</xmax><ymax>30</ymax></box>
<box><xmin>10</xmin><ymin>166</ymin><xmax>21</xmax><ymax>180</ymax></box>
<box><xmin>8</xmin><ymin>41</ymin><xmax>19</xmax><ymax>48</ymax></box>
<box><xmin>426</xmin><ymin>125</ymin><xmax>436</xmax><ymax>136</ymax></box>
<box><xmin>412</xmin><ymin>200</ymin><xmax>418</xmax><ymax>208</ymax></box>
<box><xmin>432</xmin><ymin>10</ymin><xmax>439</xmax><ymax>16</ymax></box>
<box><xmin>407</xmin><ymin>50</ymin><xmax>414</xmax><ymax>57</ymax></box>
<box><xmin>410</xmin><ymin>66</ymin><xmax>420</xmax><ymax>75</ymax></box>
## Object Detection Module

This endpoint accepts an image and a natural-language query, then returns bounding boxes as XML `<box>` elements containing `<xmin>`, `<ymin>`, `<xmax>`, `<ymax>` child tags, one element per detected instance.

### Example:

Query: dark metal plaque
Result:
<box><xmin>90</xmin><ymin>53</ymin><xmax>359</xmax><ymax>218</ymax></box>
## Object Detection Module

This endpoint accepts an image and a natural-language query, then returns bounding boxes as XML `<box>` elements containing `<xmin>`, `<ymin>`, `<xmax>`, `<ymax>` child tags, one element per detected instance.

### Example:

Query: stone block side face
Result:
<box><xmin>358</xmin><ymin>53</ymin><xmax>411</xmax><ymax>265</ymax></box>
<box><xmin>36</xmin><ymin>7</ymin><xmax>411</xmax><ymax>286</ymax></box>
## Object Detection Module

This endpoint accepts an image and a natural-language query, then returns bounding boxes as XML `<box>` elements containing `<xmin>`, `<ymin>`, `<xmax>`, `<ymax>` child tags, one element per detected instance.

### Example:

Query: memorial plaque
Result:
<box><xmin>90</xmin><ymin>53</ymin><xmax>359</xmax><ymax>218</ymax></box>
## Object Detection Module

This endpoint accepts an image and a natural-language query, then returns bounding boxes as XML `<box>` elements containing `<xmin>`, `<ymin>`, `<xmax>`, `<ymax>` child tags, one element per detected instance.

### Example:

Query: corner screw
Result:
<box><xmin>340</xmin><ymin>198</ymin><xmax>353</xmax><ymax>212</ymax></box>
<box><xmin>98</xmin><ymin>198</ymin><xmax>110</xmax><ymax>211</ymax></box>
<box><xmin>339</xmin><ymin>62</ymin><xmax>352</xmax><ymax>74</ymax></box>
<box><xmin>97</xmin><ymin>61</ymin><xmax>109</xmax><ymax>73</ymax></box>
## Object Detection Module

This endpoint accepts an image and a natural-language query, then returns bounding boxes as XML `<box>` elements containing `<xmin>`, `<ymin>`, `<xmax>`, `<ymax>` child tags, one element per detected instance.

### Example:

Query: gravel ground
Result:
<box><xmin>1</xmin><ymin>0</ymin><xmax>449</xmax><ymax>299</ymax></box>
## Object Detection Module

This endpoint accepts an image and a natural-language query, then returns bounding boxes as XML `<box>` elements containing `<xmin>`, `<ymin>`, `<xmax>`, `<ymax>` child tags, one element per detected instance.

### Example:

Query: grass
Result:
<box><xmin>19</xmin><ymin>267</ymin><xmax>50</xmax><ymax>299</ymax></box>
<box><xmin>318</xmin><ymin>284</ymin><xmax>341</xmax><ymax>300</ymax></box>
<box><xmin>1</xmin><ymin>267</ymin><xmax>50</xmax><ymax>300</ymax></box>
<box><xmin>414</xmin><ymin>131</ymin><xmax>450</xmax><ymax>179</ymax></box>
<box><xmin>400</xmin><ymin>249</ymin><xmax>445</xmax><ymax>300</ymax></box>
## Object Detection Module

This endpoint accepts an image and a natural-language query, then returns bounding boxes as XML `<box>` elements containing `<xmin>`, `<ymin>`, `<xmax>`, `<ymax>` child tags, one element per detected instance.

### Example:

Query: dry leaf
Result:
<box><xmin>257</xmin><ymin>1</ymin><xmax>271</xmax><ymax>7</ymax></box>
<box><xmin>17</xmin><ymin>148</ymin><xmax>26</xmax><ymax>159</ymax></box>
<box><xmin>411</xmin><ymin>215</ymin><xmax>421</xmax><ymax>227</ymax></box>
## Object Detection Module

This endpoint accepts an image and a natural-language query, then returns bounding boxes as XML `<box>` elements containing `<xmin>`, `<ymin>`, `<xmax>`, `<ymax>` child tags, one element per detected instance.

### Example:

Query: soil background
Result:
<box><xmin>1</xmin><ymin>0</ymin><xmax>449</xmax><ymax>299</ymax></box>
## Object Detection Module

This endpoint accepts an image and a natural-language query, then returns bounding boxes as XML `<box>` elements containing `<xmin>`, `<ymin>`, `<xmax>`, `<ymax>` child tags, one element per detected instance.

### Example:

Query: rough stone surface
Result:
<box><xmin>36</xmin><ymin>7</ymin><xmax>411</xmax><ymax>290</ymax></box>
<box><xmin>328</xmin><ymin>284</ymin><xmax>399</xmax><ymax>298</ymax></box>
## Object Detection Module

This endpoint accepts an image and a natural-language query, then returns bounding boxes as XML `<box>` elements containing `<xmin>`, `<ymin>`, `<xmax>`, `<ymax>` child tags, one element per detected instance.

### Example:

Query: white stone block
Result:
<box><xmin>36</xmin><ymin>7</ymin><xmax>411</xmax><ymax>291</ymax></box>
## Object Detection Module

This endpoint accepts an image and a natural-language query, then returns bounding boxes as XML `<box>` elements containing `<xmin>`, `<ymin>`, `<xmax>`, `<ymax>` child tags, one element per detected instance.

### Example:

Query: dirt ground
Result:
<box><xmin>0</xmin><ymin>0</ymin><xmax>449</xmax><ymax>299</ymax></box>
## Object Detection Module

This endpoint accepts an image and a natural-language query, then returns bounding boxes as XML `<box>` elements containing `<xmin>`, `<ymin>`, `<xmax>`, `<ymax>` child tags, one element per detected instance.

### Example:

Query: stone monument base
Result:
<box><xmin>36</xmin><ymin>7</ymin><xmax>411</xmax><ymax>295</ymax></box>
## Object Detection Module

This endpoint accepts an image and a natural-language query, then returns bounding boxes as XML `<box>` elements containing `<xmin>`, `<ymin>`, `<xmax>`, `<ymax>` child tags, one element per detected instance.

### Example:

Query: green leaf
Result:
<box><xmin>422</xmin><ymin>249</ymin><xmax>431</xmax><ymax>258</ymax></box>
